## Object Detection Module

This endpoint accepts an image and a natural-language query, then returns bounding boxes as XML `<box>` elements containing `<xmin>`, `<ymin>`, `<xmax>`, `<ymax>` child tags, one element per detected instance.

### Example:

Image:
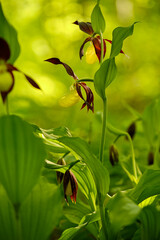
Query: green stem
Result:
<box><xmin>98</xmin><ymin>192</ymin><xmax>108</xmax><ymax>240</ymax></box>
<box><xmin>107</xmin><ymin>123</ymin><xmax>138</xmax><ymax>182</ymax></box>
<box><xmin>100</xmin><ymin>32</ymin><xmax>104</xmax><ymax>65</ymax></box>
<box><xmin>6</xmin><ymin>97</ymin><xmax>9</xmax><ymax>115</ymax></box>
<box><xmin>99</xmin><ymin>97</ymin><xmax>107</xmax><ymax>163</ymax></box>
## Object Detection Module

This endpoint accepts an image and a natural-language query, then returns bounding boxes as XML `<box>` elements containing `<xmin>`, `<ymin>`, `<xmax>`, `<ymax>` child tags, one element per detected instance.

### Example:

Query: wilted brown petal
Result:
<box><xmin>7</xmin><ymin>64</ymin><xmax>41</xmax><ymax>90</ymax></box>
<box><xmin>1</xmin><ymin>71</ymin><xmax>15</xmax><ymax>103</ymax></box>
<box><xmin>92</xmin><ymin>36</ymin><xmax>106</xmax><ymax>62</ymax></box>
<box><xmin>127</xmin><ymin>122</ymin><xmax>136</xmax><ymax>140</ymax></box>
<box><xmin>73</xmin><ymin>21</ymin><xmax>94</xmax><ymax>35</ymax></box>
<box><xmin>45</xmin><ymin>58</ymin><xmax>77</xmax><ymax>80</ymax></box>
<box><xmin>0</xmin><ymin>38</ymin><xmax>10</xmax><ymax>61</ymax></box>
<box><xmin>79</xmin><ymin>37</ymin><xmax>91</xmax><ymax>59</ymax></box>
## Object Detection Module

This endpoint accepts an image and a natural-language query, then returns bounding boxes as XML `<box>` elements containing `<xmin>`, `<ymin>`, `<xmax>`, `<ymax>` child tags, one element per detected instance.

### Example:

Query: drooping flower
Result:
<box><xmin>45</xmin><ymin>58</ymin><xmax>94</xmax><ymax>112</ymax></box>
<box><xmin>0</xmin><ymin>37</ymin><xmax>41</xmax><ymax>102</ymax></box>
<box><xmin>73</xmin><ymin>21</ymin><xmax>124</xmax><ymax>63</ymax></box>
<box><xmin>63</xmin><ymin>170</ymin><xmax>78</xmax><ymax>203</ymax></box>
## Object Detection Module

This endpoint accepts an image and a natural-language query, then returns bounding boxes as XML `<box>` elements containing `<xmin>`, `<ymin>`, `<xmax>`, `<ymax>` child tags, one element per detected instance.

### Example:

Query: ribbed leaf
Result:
<box><xmin>94</xmin><ymin>58</ymin><xmax>117</xmax><ymax>99</ymax></box>
<box><xmin>59</xmin><ymin>211</ymin><xmax>99</xmax><ymax>240</ymax></box>
<box><xmin>128</xmin><ymin>169</ymin><xmax>160</xmax><ymax>204</ymax></box>
<box><xmin>0</xmin><ymin>3</ymin><xmax>20</xmax><ymax>63</ymax></box>
<box><xmin>0</xmin><ymin>115</ymin><xmax>45</xmax><ymax>205</ymax></box>
<box><xmin>139</xmin><ymin>206</ymin><xmax>160</xmax><ymax>240</ymax></box>
<box><xmin>110</xmin><ymin>23</ymin><xmax>136</xmax><ymax>58</ymax></box>
<box><xmin>57</xmin><ymin>137</ymin><xmax>110</xmax><ymax>196</ymax></box>
<box><xmin>20</xmin><ymin>178</ymin><xmax>62</xmax><ymax>240</ymax></box>
<box><xmin>0</xmin><ymin>185</ymin><xmax>17</xmax><ymax>240</ymax></box>
<box><xmin>107</xmin><ymin>192</ymin><xmax>141</xmax><ymax>233</ymax></box>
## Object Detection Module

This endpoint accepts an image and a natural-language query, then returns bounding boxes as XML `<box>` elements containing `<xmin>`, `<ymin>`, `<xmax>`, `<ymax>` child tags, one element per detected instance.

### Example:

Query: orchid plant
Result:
<box><xmin>1</xmin><ymin>1</ymin><xmax>160</xmax><ymax>240</ymax></box>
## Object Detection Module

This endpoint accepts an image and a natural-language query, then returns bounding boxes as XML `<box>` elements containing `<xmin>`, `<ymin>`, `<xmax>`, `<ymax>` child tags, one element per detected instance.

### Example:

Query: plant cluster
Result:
<box><xmin>0</xmin><ymin>1</ymin><xmax>160</xmax><ymax>240</ymax></box>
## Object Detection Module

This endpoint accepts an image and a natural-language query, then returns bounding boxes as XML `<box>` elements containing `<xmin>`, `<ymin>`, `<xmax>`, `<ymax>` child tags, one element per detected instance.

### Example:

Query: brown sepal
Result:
<box><xmin>45</xmin><ymin>58</ymin><xmax>77</xmax><ymax>80</ymax></box>
<box><xmin>0</xmin><ymin>38</ymin><xmax>10</xmax><ymax>61</ymax></box>
<box><xmin>73</xmin><ymin>21</ymin><xmax>94</xmax><ymax>35</ymax></box>
<box><xmin>92</xmin><ymin>36</ymin><xmax>106</xmax><ymax>62</ymax></box>
<box><xmin>79</xmin><ymin>37</ymin><xmax>91</xmax><ymax>59</ymax></box>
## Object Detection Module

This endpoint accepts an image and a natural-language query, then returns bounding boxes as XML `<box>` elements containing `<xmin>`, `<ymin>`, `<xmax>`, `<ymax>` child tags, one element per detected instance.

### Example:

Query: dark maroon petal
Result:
<box><xmin>78</xmin><ymin>82</ymin><xmax>94</xmax><ymax>112</ymax></box>
<box><xmin>104</xmin><ymin>39</ymin><xmax>124</xmax><ymax>54</ymax></box>
<box><xmin>75</xmin><ymin>82</ymin><xmax>84</xmax><ymax>100</ymax></box>
<box><xmin>24</xmin><ymin>74</ymin><xmax>41</xmax><ymax>89</ymax></box>
<box><xmin>7</xmin><ymin>64</ymin><xmax>41</xmax><ymax>90</ymax></box>
<box><xmin>92</xmin><ymin>36</ymin><xmax>106</xmax><ymax>62</ymax></box>
<box><xmin>79</xmin><ymin>37</ymin><xmax>91</xmax><ymax>59</ymax></box>
<box><xmin>1</xmin><ymin>71</ymin><xmax>15</xmax><ymax>103</ymax></box>
<box><xmin>0</xmin><ymin>38</ymin><xmax>10</xmax><ymax>61</ymax></box>
<box><xmin>45</xmin><ymin>58</ymin><xmax>77</xmax><ymax>80</ymax></box>
<box><xmin>73</xmin><ymin>21</ymin><xmax>94</xmax><ymax>35</ymax></box>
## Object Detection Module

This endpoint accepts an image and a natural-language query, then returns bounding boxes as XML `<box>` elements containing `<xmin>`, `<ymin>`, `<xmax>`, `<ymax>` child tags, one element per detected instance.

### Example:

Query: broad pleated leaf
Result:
<box><xmin>91</xmin><ymin>4</ymin><xmax>105</xmax><ymax>34</ymax></box>
<box><xmin>110</xmin><ymin>23</ymin><xmax>136</xmax><ymax>58</ymax></box>
<box><xmin>107</xmin><ymin>192</ymin><xmax>141</xmax><ymax>233</ymax></box>
<box><xmin>0</xmin><ymin>3</ymin><xmax>20</xmax><ymax>63</ymax></box>
<box><xmin>138</xmin><ymin>206</ymin><xmax>160</xmax><ymax>240</ymax></box>
<box><xmin>59</xmin><ymin>211</ymin><xmax>99</xmax><ymax>240</ymax></box>
<box><xmin>0</xmin><ymin>115</ymin><xmax>45</xmax><ymax>205</ymax></box>
<box><xmin>0</xmin><ymin>185</ymin><xmax>17</xmax><ymax>240</ymax></box>
<box><xmin>57</xmin><ymin>137</ymin><xmax>110</xmax><ymax>196</ymax></box>
<box><xmin>20</xmin><ymin>178</ymin><xmax>62</xmax><ymax>240</ymax></box>
<box><xmin>128</xmin><ymin>169</ymin><xmax>160</xmax><ymax>204</ymax></box>
<box><xmin>94</xmin><ymin>58</ymin><xmax>117</xmax><ymax>99</ymax></box>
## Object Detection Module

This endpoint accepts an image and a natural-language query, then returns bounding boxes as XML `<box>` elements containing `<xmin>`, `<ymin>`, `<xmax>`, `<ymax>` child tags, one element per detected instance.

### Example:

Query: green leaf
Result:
<box><xmin>0</xmin><ymin>185</ymin><xmax>17</xmax><ymax>240</ymax></box>
<box><xmin>128</xmin><ymin>169</ymin><xmax>160</xmax><ymax>204</ymax></box>
<box><xmin>20</xmin><ymin>177</ymin><xmax>62</xmax><ymax>240</ymax></box>
<box><xmin>94</xmin><ymin>58</ymin><xmax>117</xmax><ymax>99</ymax></box>
<box><xmin>45</xmin><ymin>159</ymin><xmax>80</xmax><ymax>170</ymax></box>
<box><xmin>110</xmin><ymin>23</ymin><xmax>136</xmax><ymax>58</ymax></box>
<box><xmin>0</xmin><ymin>3</ymin><xmax>20</xmax><ymax>63</ymax></box>
<box><xmin>138</xmin><ymin>206</ymin><xmax>160</xmax><ymax>240</ymax></box>
<box><xmin>107</xmin><ymin>192</ymin><xmax>141</xmax><ymax>233</ymax></box>
<box><xmin>91</xmin><ymin>4</ymin><xmax>105</xmax><ymax>34</ymax></box>
<box><xmin>59</xmin><ymin>211</ymin><xmax>99</xmax><ymax>240</ymax></box>
<box><xmin>0</xmin><ymin>115</ymin><xmax>45</xmax><ymax>205</ymax></box>
<box><xmin>57</xmin><ymin>137</ymin><xmax>110</xmax><ymax>196</ymax></box>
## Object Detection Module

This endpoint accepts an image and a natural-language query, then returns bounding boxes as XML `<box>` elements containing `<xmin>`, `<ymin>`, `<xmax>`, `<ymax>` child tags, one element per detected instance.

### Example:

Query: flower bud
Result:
<box><xmin>127</xmin><ymin>122</ymin><xmax>136</xmax><ymax>140</ymax></box>
<box><xmin>56</xmin><ymin>158</ymin><xmax>66</xmax><ymax>184</ymax></box>
<box><xmin>109</xmin><ymin>144</ymin><xmax>119</xmax><ymax>166</ymax></box>
<box><xmin>148</xmin><ymin>151</ymin><xmax>154</xmax><ymax>165</ymax></box>
<box><xmin>63</xmin><ymin>170</ymin><xmax>78</xmax><ymax>203</ymax></box>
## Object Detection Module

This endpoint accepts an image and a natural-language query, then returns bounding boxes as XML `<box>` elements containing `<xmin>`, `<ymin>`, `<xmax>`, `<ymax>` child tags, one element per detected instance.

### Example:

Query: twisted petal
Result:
<box><xmin>76</xmin><ymin>82</ymin><xmax>94</xmax><ymax>112</ymax></box>
<box><xmin>45</xmin><ymin>58</ymin><xmax>78</xmax><ymax>80</ymax></box>
<box><xmin>7</xmin><ymin>64</ymin><xmax>41</xmax><ymax>89</ymax></box>
<box><xmin>79</xmin><ymin>37</ymin><xmax>92</xmax><ymax>59</ymax></box>
<box><xmin>73</xmin><ymin>21</ymin><xmax>94</xmax><ymax>35</ymax></box>
<box><xmin>92</xmin><ymin>36</ymin><xmax>106</xmax><ymax>62</ymax></box>
<box><xmin>104</xmin><ymin>39</ymin><xmax>124</xmax><ymax>54</ymax></box>
<box><xmin>0</xmin><ymin>38</ymin><xmax>10</xmax><ymax>61</ymax></box>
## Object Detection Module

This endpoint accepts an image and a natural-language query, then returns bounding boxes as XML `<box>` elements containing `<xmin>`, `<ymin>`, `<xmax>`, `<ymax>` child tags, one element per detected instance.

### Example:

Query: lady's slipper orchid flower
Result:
<box><xmin>56</xmin><ymin>158</ymin><xmax>66</xmax><ymax>184</ymax></box>
<box><xmin>45</xmin><ymin>58</ymin><xmax>94</xmax><ymax>112</ymax></box>
<box><xmin>0</xmin><ymin>37</ymin><xmax>41</xmax><ymax>102</ymax></box>
<box><xmin>73</xmin><ymin>21</ymin><xmax>124</xmax><ymax>63</ymax></box>
<box><xmin>63</xmin><ymin>170</ymin><xmax>78</xmax><ymax>203</ymax></box>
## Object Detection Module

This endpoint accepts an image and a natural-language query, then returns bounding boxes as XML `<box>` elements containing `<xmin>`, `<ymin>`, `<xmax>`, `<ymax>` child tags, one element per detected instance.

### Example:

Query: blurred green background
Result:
<box><xmin>1</xmin><ymin>0</ymin><xmax>160</xmax><ymax>135</ymax></box>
